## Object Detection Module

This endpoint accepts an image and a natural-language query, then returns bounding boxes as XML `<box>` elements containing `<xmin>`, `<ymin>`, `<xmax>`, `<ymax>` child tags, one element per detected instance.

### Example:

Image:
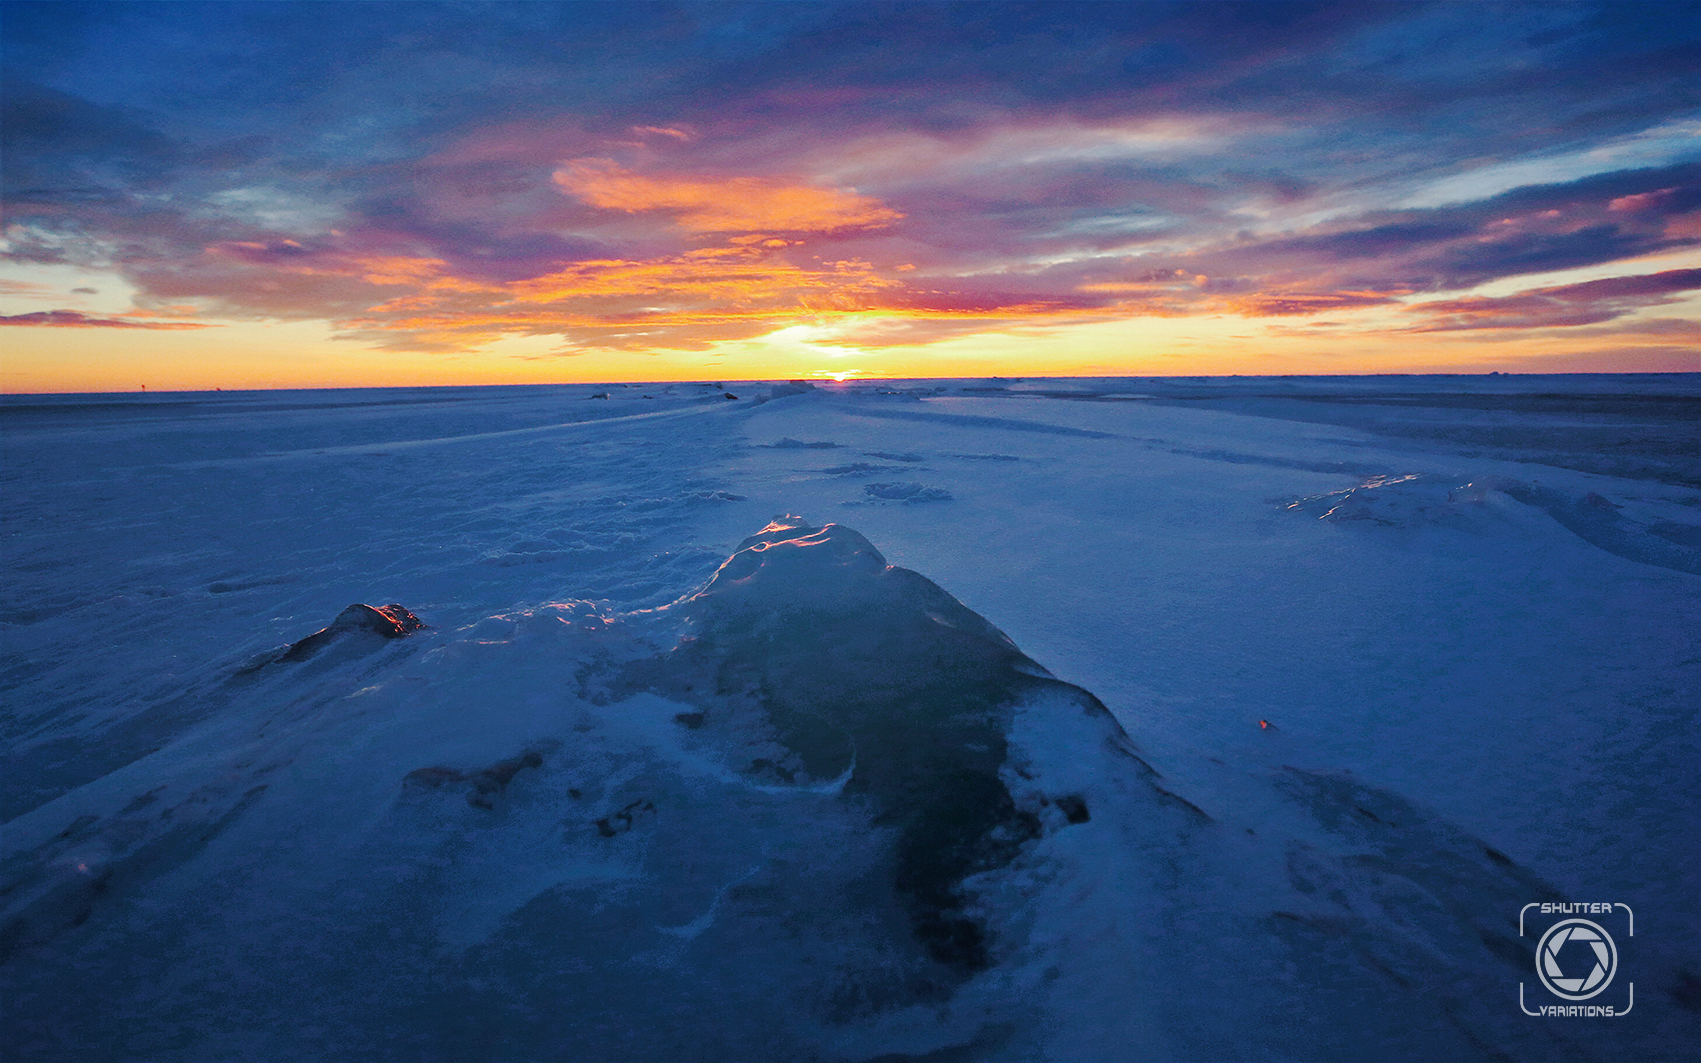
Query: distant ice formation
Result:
<box><xmin>857</xmin><ymin>482</ymin><xmax>953</xmax><ymax>503</ymax></box>
<box><xmin>1288</xmin><ymin>474</ymin><xmax>1701</xmax><ymax>574</ymax></box>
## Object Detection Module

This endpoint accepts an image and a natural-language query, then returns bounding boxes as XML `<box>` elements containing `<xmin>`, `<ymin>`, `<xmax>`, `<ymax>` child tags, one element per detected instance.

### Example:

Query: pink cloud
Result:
<box><xmin>630</xmin><ymin>125</ymin><xmax>696</xmax><ymax>142</ymax></box>
<box><xmin>1212</xmin><ymin>290</ymin><xmax>1404</xmax><ymax>317</ymax></box>
<box><xmin>1609</xmin><ymin>187</ymin><xmax>1680</xmax><ymax>213</ymax></box>
<box><xmin>1404</xmin><ymin>268</ymin><xmax>1701</xmax><ymax>332</ymax></box>
<box><xmin>0</xmin><ymin>309</ymin><xmax>214</xmax><ymax>329</ymax></box>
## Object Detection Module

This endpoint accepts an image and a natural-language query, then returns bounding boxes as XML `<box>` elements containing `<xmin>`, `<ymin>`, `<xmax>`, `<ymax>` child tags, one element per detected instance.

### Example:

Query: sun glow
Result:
<box><xmin>743</xmin><ymin>323</ymin><xmax>873</xmax><ymax>378</ymax></box>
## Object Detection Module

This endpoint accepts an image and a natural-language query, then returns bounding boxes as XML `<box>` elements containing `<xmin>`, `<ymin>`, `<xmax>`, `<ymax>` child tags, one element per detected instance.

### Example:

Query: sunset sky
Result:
<box><xmin>3</xmin><ymin>0</ymin><xmax>1699</xmax><ymax>392</ymax></box>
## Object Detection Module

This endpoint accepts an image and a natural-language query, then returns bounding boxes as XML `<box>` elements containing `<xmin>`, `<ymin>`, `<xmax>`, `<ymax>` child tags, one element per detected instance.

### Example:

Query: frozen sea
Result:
<box><xmin>2</xmin><ymin>374</ymin><xmax>1698</xmax><ymax>1061</ymax></box>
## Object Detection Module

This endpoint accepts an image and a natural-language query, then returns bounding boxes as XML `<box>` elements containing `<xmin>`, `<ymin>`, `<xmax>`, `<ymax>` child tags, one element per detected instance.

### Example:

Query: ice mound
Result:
<box><xmin>239</xmin><ymin>601</ymin><xmax>426</xmax><ymax>671</ymax></box>
<box><xmin>821</xmin><ymin>461</ymin><xmax>905</xmax><ymax>476</ymax></box>
<box><xmin>630</xmin><ymin>518</ymin><xmax>1107</xmax><ymax>974</ymax></box>
<box><xmin>1289</xmin><ymin>475</ymin><xmax>1701</xmax><ymax>574</ymax></box>
<box><xmin>1285</xmin><ymin>473</ymin><xmax>1497</xmax><ymax>527</ymax></box>
<box><xmin>761</xmin><ymin>436</ymin><xmax>842</xmax><ymax>449</ymax></box>
<box><xmin>857</xmin><ymin>481</ymin><xmax>953</xmax><ymax>503</ymax></box>
<box><xmin>762</xmin><ymin>380</ymin><xmax>818</xmax><ymax>401</ymax></box>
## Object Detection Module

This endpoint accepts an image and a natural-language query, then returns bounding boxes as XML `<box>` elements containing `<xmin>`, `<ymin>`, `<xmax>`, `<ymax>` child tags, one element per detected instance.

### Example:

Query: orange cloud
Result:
<box><xmin>553</xmin><ymin>159</ymin><xmax>903</xmax><ymax>233</ymax></box>
<box><xmin>1076</xmin><ymin>281</ymin><xmax>1176</xmax><ymax>294</ymax></box>
<box><xmin>324</xmin><ymin>238</ymin><xmax>908</xmax><ymax>351</ymax></box>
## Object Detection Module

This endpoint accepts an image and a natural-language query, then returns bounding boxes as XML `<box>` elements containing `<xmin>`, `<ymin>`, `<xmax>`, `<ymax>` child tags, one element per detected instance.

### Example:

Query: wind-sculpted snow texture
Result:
<box><xmin>3</xmin><ymin>377</ymin><xmax>1698</xmax><ymax>1061</ymax></box>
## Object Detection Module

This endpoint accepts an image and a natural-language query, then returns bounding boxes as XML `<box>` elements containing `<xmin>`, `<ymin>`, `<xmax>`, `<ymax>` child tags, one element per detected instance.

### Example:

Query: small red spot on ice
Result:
<box><xmin>1259</xmin><ymin>720</ymin><xmax>1269</xmax><ymax>729</ymax></box>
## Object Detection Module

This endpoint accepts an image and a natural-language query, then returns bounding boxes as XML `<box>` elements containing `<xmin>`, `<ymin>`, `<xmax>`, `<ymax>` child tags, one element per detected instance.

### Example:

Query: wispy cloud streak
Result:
<box><xmin>0</xmin><ymin>310</ymin><xmax>213</xmax><ymax>330</ymax></box>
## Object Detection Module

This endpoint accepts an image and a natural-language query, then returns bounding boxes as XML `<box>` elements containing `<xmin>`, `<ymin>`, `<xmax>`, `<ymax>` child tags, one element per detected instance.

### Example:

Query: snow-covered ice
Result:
<box><xmin>2</xmin><ymin>375</ymin><xmax>1698</xmax><ymax>1060</ymax></box>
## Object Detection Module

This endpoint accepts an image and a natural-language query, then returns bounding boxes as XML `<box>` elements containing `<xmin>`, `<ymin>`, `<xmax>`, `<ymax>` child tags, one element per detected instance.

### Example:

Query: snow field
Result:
<box><xmin>3</xmin><ymin>376</ymin><xmax>1697</xmax><ymax>1060</ymax></box>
